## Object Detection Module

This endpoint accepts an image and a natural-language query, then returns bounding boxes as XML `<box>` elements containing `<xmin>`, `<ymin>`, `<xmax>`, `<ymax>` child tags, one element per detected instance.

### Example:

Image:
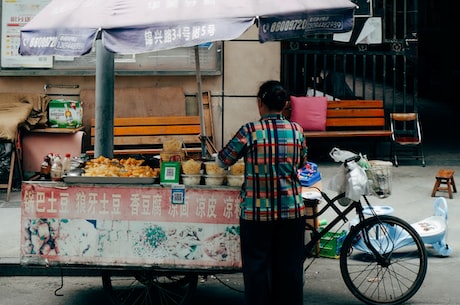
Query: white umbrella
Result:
<box><xmin>19</xmin><ymin>0</ymin><xmax>357</xmax><ymax>158</ymax></box>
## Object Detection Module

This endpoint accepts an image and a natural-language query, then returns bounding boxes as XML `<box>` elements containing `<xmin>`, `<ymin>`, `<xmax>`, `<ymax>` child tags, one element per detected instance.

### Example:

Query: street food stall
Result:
<box><xmin>19</xmin><ymin>154</ymin><xmax>322</xmax><ymax>305</ymax></box>
<box><xmin>21</xmin><ymin>175</ymin><xmax>242</xmax><ymax>305</ymax></box>
<box><xmin>19</xmin><ymin>152</ymin><xmax>246</xmax><ymax>304</ymax></box>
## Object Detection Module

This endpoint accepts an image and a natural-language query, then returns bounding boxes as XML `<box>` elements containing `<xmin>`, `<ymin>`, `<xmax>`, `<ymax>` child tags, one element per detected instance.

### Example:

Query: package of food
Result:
<box><xmin>48</xmin><ymin>99</ymin><xmax>83</xmax><ymax>128</ymax></box>
<box><xmin>162</xmin><ymin>138</ymin><xmax>183</xmax><ymax>152</ymax></box>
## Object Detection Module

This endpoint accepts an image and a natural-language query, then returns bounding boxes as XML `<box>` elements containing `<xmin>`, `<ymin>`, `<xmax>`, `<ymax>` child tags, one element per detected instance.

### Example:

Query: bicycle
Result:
<box><xmin>303</xmin><ymin>155</ymin><xmax>428</xmax><ymax>305</ymax></box>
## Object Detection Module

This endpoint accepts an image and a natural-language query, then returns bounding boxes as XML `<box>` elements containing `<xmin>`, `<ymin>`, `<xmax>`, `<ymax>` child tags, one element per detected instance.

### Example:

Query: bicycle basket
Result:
<box><xmin>366</xmin><ymin>160</ymin><xmax>393</xmax><ymax>198</ymax></box>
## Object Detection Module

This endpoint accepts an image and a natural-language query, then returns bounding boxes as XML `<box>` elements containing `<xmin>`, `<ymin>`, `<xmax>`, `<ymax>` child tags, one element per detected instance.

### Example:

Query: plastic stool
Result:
<box><xmin>431</xmin><ymin>169</ymin><xmax>457</xmax><ymax>199</ymax></box>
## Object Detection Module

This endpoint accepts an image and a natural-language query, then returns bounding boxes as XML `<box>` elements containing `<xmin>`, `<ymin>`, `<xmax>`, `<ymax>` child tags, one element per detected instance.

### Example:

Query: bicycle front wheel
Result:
<box><xmin>340</xmin><ymin>215</ymin><xmax>427</xmax><ymax>305</ymax></box>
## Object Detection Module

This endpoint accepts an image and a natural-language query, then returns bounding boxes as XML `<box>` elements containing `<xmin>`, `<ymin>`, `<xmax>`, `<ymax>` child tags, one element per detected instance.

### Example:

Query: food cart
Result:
<box><xmin>20</xmin><ymin>180</ymin><xmax>242</xmax><ymax>305</ymax></box>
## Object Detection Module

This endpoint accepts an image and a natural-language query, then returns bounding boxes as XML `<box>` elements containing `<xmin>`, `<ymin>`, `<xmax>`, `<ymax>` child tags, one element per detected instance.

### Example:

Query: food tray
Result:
<box><xmin>63</xmin><ymin>176</ymin><xmax>157</xmax><ymax>184</ymax></box>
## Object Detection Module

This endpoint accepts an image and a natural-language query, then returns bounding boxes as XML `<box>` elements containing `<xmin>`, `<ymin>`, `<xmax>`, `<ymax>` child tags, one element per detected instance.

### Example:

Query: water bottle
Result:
<box><xmin>62</xmin><ymin>153</ymin><xmax>72</xmax><ymax>176</ymax></box>
<box><xmin>50</xmin><ymin>155</ymin><xmax>63</xmax><ymax>181</ymax></box>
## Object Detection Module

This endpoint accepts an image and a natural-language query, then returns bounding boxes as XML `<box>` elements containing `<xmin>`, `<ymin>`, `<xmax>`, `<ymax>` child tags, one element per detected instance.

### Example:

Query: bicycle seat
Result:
<box><xmin>302</xmin><ymin>191</ymin><xmax>322</xmax><ymax>200</ymax></box>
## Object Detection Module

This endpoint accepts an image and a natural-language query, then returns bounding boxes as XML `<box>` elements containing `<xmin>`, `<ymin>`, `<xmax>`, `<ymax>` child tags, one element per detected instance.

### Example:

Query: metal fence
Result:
<box><xmin>281</xmin><ymin>0</ymin><xmax>419</xmax><ymax>115</ymax></box>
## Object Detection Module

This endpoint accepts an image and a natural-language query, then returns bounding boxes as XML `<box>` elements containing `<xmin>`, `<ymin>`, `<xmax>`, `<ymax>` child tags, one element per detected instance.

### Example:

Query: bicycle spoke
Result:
<box><xmin>340</xmin><ymin>215</ymin><xmax>427</xmax><ymax>305</ymax></box>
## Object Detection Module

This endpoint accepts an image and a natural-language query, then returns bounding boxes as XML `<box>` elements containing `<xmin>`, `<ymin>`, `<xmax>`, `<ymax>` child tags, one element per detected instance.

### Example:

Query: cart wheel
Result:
<box><xmin>102</xmin><ymin>270</ymin><xmax>198</xmax><ymax>305</ymax></box>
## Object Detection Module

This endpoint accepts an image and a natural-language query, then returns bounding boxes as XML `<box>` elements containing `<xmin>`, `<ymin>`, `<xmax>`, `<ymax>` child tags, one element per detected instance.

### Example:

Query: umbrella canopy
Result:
<box><xmin>19</xmin><ymin>0</ymin><xmax>357</xmax><ymax>157</ymax></box>
<box><xmin>20</xmin><ymin>0</ymin><xmax>356</xmax><ymax>56</ymax></box>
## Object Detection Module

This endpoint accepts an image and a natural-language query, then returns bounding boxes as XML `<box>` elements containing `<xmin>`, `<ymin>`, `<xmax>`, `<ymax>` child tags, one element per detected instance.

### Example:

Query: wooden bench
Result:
<box><xmin>302</xmin><ymin>100</ymin><xmax>392</xmax><ymax>139</ymax></box>
<box><xmin>87</xmin><ymin>115</ymin><xmax>215</xmax><ymax>157</ymax></box>
<box><xmin>285</xmin><ymin>99</ymin><xmax>392</xmax><ymax>158</ymax></box>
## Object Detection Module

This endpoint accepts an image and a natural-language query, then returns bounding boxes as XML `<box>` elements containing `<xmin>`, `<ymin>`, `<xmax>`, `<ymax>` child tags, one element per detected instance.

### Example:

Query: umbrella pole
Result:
<box><xmin>194</xmin><ymin>45</ymin><xmax>207</xmax><ymax>159</ymax></box>
<box><xmin>94</xmin><ymin>38</ymin><xmax>115</xmax><ymax>158</ymax></box>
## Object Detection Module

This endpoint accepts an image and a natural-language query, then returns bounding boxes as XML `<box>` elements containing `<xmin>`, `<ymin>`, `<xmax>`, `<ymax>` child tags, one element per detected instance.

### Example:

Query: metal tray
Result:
<box><xmin>63</xmin><ymin>176</ymin><xmax>157</xmax><ymax>184</ymax></box>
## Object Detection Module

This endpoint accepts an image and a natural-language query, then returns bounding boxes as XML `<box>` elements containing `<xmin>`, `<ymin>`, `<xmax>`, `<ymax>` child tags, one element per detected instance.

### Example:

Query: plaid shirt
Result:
<box><xmin>218</xmin><ymin>114</ymin><xmax>307</xmax><ymax>221</ymax></box>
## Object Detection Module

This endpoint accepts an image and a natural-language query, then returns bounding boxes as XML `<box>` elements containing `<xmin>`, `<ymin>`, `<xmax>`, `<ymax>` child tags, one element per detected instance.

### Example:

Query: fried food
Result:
<box><xmin>83</xmin><ymin>156</ymin><xmax>160</xmax><ymax>177</ymax></box>
<box><xmin>230</xmin><ymin>162</ymin><xmax>245</xmax><ymax>175</ymax></box>
<box><xmin>182</xmin><ymin>159</ymin><xmax>202</xmax><ymax>174</ymax></box>
<box><xmin>205</xmin><ymin>162</ymin><xmax>226</xmax><ymax>175</ymax></box>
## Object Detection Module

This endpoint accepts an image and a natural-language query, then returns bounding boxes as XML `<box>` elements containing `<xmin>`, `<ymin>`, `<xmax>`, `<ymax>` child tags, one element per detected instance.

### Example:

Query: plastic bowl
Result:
<box><xmin>181</xmin><ymin>174</ymin><xmax>201</xmax><ymax>185</ymax></box>
<box><xmin>226</xmin><ymin>175</ymin><xmax>244</xmax><ymax>187</ymax></box>
<box><xmin>204</xmin><ymin>175</ymin><xmax>225</xmax><ymax>186</ymax></box>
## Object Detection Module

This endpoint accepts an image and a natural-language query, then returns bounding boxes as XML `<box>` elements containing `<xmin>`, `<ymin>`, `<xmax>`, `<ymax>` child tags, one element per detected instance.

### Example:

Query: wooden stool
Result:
<box><xmin>431</xmin><ymin>169</ymin><xmax>457</xmax><ymax>199</ymax></box>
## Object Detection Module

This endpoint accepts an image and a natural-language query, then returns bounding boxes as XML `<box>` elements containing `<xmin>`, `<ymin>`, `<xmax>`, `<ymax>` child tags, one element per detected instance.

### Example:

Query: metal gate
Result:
<box><xmin>281</xmin><ymin>0</ymin><xmax>418</xmax><ymax>115</ymax></box>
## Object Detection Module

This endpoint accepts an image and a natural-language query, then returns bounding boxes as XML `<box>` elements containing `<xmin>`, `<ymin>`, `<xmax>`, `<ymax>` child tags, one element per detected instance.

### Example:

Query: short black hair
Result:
<box><xmin>257</xmin><ymin>80</ymin><xmax>288</xmax><ymax>111</ymax></box>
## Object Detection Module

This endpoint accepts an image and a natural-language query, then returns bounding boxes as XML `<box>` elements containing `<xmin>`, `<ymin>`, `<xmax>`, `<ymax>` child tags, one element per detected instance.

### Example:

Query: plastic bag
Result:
<box><xmin>329</xmin><ymin>163</ymin><xmax>347</xmax><ymax>193</ymax></box>
<box><xmin>298</xmin><ymin>162</ymin><xmax>321</xmax><ymax>187</ymax></box>
<box><xmin>328</xmin><ymin>148</ymin><xmax>370</xmax><ymax>203</ymax></box>
<box><xmin>329</xmin><ymin>147</ymin><xmax>357</xmax><ymax>162</ymax></box>
<box><xmin>345</xmin><ymin>161</ymin><xmax>369</xmax><ymax>201</ymax></box>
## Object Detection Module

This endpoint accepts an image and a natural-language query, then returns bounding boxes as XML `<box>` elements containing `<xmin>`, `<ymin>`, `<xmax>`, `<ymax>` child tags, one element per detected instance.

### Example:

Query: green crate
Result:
<box><xmin>318</xmin><ymin>230</ymin><xmax>347</xmax><ymax>259</ymax></box>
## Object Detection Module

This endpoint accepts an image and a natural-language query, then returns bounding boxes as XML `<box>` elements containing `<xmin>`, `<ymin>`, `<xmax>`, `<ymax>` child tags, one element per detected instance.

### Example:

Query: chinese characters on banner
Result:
<box><xmin>21</xmin><ymin>183</ymin><xmax>242</xmax><ymax>269</ymax></box>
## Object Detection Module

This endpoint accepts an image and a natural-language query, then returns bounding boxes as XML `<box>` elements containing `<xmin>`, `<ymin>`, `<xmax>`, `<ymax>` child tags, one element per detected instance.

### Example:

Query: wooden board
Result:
<box><xmin>80</xmin><ymin>87</ymin><xmax>186</xmax><ymax>150</ymax></box>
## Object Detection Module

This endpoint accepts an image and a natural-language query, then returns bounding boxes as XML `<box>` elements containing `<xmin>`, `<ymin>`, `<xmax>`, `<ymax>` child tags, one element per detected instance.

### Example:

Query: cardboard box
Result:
<box><xmin>48</xmin><ymin>99</ymin><xmax>83</xmax><ymax>128</ymax></box>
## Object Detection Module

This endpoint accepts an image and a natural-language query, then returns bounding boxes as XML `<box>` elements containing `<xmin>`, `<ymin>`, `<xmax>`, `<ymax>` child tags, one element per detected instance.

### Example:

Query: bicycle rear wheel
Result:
<box><xmin>340</xmin><ymin>215</ymin><xmax>427</xmax><ymax>305</ymax></box>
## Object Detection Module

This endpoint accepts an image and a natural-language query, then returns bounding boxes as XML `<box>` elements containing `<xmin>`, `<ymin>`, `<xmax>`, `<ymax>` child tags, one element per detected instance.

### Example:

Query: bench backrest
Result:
<box><xmin>325</xmin><ymin>100</ymin><xmax>386</xmax><ymax>130</ymax></box>
<box><xmin>90</xmin><ymin>115</ymin><xmax>202</xmax><ymax>152</ymax></box>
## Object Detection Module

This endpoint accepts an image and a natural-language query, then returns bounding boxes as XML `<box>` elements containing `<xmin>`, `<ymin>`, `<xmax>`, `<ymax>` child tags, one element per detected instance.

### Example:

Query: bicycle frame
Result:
<box><xmin>304</xmin><ymin>189</ymin><xmax>375</xmax><ymax>261</ymax></box>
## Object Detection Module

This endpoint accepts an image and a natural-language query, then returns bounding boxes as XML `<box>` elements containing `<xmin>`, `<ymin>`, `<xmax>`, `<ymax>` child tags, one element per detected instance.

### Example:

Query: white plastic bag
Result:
<box><xmin>328</xmin><ymin>148</ymin><xmax>370</xmax><ymax>203</ymax></box>
<box><xmin>329</xmin><ymin>164</ymin><xmax>347</xmax><ymax>193</ymax></box>
<box><xmin>329</xmin><ymin>147</ymin><xmax>357</xmax><ymax>162</ymax></box>
<box><xmin>345</xmin><ymin>161</ymin><xmax>369</xmax><ymax>201</ymax></box>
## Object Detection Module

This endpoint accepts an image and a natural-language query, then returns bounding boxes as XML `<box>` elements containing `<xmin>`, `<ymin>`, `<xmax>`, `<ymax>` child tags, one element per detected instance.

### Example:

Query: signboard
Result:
<box><xmin>1</xmin><ymin>0</ymin><xmax>52</xmax><ymax>68</ymax></box>
<box><xmin>21</xmin><ymin>183</ymin><xmax>242</xmax><ymax>270</ymax></box>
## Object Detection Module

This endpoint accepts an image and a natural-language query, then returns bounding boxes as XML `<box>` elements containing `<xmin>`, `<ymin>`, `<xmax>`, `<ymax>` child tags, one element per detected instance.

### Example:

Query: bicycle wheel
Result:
<box><xmin>340</xmin><ymin>215</ymin><xmax>427</xmax><ymax>305</ymax></box>
<box><xmin>102</xmin><ymin>269</ymin><xmax>198</xmax><ymax>305</ymax></box>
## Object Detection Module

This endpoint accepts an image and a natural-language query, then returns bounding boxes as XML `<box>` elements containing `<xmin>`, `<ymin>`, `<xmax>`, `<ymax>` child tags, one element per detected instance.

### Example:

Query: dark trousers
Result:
<box><xmin>240</xmin><ymin>216</ymin><xmax>306</xmax><ymax>305</ymax></box>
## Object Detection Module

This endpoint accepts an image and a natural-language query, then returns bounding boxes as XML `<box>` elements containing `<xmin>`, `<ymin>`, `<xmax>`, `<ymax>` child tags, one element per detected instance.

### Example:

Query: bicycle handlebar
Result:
<box><xmin>344</xmin><ymin>154</ymin><xmax>361</xmax><ymax>166</ymax></box>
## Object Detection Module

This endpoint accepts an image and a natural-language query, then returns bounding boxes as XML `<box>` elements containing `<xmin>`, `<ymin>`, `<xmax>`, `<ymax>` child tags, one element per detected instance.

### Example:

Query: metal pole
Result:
<box><xmin>94</xmin><ymin>37</ymin><xmax>115</xmax><ymax>158</ymax></box>
<box><xmin>194</xmin><ymin>45</ymin><xmax>207</xmax><ymax>159</ymax></box>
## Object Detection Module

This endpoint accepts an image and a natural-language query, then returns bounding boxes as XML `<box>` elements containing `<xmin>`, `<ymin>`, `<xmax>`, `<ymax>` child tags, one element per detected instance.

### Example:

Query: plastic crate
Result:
<box><xmin>318</xmin><ymin>230</ymin><xmax>347</xmax><ymax>259</ymax></box>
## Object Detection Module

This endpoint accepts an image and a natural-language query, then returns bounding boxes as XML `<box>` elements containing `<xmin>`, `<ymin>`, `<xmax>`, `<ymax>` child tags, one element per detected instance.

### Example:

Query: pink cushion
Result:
<box><xmin>289</xmin><ymin>96</ymin><xmax>328</xmax><ymax>131</ymax></box>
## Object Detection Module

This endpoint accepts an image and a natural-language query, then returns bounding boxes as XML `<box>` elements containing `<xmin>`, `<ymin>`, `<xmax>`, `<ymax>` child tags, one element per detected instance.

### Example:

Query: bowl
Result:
<box><xmin>204</xmin><ymin>175</ymin><xmax>225</xmax><ymax>186</ymax></box>
<box><xmin>226</xmin><ymin>175</ymin><xmax>244</xmax><ymax>187</ymax></box>
<box><xmin>181</xmin><ymin>174</ymin><xmax>201</xmax><ymax>185</ymax></box>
